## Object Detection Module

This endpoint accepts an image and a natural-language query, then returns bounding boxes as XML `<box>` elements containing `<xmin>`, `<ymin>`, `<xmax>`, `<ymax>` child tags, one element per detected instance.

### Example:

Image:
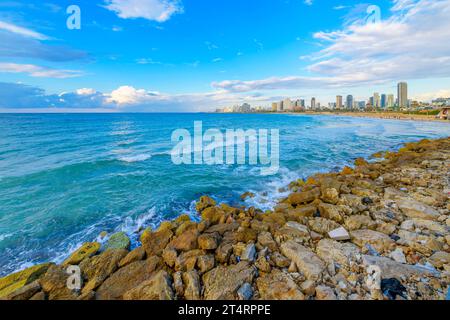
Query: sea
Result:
<box><xmin>1</xmin><ymin>113</ymin><xmax>449</xmax><ymax>276</ymax></box>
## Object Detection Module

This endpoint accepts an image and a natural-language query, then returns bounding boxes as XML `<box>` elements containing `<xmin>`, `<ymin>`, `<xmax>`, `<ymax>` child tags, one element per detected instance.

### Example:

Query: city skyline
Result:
<box><xmin>1</xmin><ymin>0</ymin><xmax>450</xmax><ymax>112</ymax></box>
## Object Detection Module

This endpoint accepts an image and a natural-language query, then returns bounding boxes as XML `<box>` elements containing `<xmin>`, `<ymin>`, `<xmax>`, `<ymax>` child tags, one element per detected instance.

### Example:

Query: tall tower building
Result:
<box><xmin>272</xmin><ymin>102</ymin><xmax>278</xmax><ymax>112</ymax></box>
<box><xmin>336</xmin><ymin>95</ymin><xmax>343</xmax><ymax>109</ymax></box>
<box><xmin>373</xmin><ymin>93</ymin><xmax>381</xmax><ymax>108</ymax></box>
<box><xmin>397</xmin><ymin>82</ymin><xmax>408</xmax><ymax>108</ymax></box>
<box><xmin>387</xmin><ymin>94</ymin><xmax>394</xmax><ymax>108</ymax></box>
<box><xmin>311</xmin><ymin>97</ymin><xmax>316</xmax><ymax>109</ymax></box>
<box><xmin>381</xmin><ymin>94</ymin><xmax>387</xmax><ymax>108</ymax></box>
<box><xmin>346</xmin><ymin>95</ymin><xmax>354</xmax><ymax>109</ymax></box>
<box><xmin>283</xmin><ymin>98</ymin><xmax>292</xmax><ymax>111</ymax></box>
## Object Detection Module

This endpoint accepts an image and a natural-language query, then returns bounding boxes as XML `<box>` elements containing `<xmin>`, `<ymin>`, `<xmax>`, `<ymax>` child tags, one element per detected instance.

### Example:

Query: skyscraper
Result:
<box><xmin>272</xmin><ymin>102</ymin><xmax>278</xmax><ymax>112</ymax></box>
<box><xmin>336</xmin><ymin>95</ymin><xmax>343</xmax><ymax>109</ymax></box>
<box><xmin>381</xmin><ymin>94</ymin><xmax>387</xmax><ymax>108</ymax></box>
<box><xmin>284</xmin><ymin>98</ymin><xmax>292</xmax><ymax>111</ymax></box>
<box><xmin>311</xmin><ymin>97</ymin><xmax>316</xmax><ymax>109</ymax></box>
<box><xmin>373</xmin><ymin>93</ymin><xmax>380</xmax><ymax>108</ymax></box>
<box><xmin>398</xmin><ymin>82</ymin><xmax>408</xmax><ymax>108</ymax></box>
<box><xmin>387</xmin><ymin>94</ymin><xmax>395</xmax><ymax>108</ymax></box>
<box><xmin>300</xmin><ymin>99</ymin><xmax>305</xmax><ymax>108</ymax></box>
<box><xmin>346</xmin><ymin>95</ymin><xmax>354</xmax><ymax>109</ymax></box>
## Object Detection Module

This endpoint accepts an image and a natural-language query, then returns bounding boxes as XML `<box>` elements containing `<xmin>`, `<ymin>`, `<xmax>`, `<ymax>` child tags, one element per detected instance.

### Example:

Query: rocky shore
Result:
<box><xmin>1</xmin><ymin>138</ymin><xmax>449</xmax><ymax>300</ymax></box>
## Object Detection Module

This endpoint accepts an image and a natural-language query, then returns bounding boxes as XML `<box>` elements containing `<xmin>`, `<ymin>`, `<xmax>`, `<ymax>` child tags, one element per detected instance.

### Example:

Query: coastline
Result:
<box><xmin>1</xmin><ymin>137</ymin><xmax>449</xmax><ymax>300</ymax></box>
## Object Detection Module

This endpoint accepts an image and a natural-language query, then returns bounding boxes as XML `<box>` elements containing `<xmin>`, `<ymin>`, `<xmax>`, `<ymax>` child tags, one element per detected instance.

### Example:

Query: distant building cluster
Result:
<box><xmin>215</xmin><ymin>81</ymin><xmax>450</xmax><ymax>113</ymax></box>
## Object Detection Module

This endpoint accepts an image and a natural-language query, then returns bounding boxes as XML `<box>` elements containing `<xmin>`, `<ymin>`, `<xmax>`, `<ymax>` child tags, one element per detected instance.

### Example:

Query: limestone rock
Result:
<box><xmin>63</xmin><ymin>242</ymin><xmax>101</xmax><ymax>266</ymax></box>
<box><xmin>328</xmin><ymin>227</ymin><xmax>350</xmax><ymax>241</ymax></box>
<box><xmin>428</xmin><ymin>251</ymin><xmax>450</xmax><ymax>269</ymax></box>
<box><xmin>350</xmin><ymin>229</ymin><xmax>395</xmax><ymax>253</ymax></box>
<box><xmin>0</xmin><ymin>263</ymin><xmax>51</xmax><ymax>298</ymax></box>
<box><xmin>319</xmin><ymin>203</ymin><xmax>343</xmax><ymax>223</ymax></box>
<box><xmin>308</xmin><ymin>218</ymin><xmax>341</xmax><ymax>235</ymax></box>
<box><xmin>256</xmin><ymin>270</ymin><xmax>304</xmax><ymax>300</ymax></box>
<box><xmin>123</xmin><ymin>270</ymin><xmax>173</xmax><ymax>300</ymax></box>
<box><xmin>288</xmin><ymin>188</ymin><xmax>320</xmax><ymax>205</ymax></box>
<box><xmin>162</xmin><ymin>247</ymin><xmax>178</xmax><ymax>268</ymax></box>
<box><xmin>345</xmin><ymin>215</ymin><xmax>376</xmax><ymax>231</ymax></box>
<box><xmin>119</xmin><ymin>247</ymin><xmax>146</xmax><ymax>268</ymax></box>
<box><xmin>202</xmin><ymin>262</ymin><xmax>256</xmax><ymax>300</ymax></box>
<box><xmin>104</xmin><ymin>232</ymin><xmax>131</xmax><ymax>251</ymax></box>
<box><xmin>196</xmin><ymin>196</ymin><xmax>216</xmax><ymax>212</ymax></box>
<box><xmin>198</xmin><ymin>232</ymin><xmax>221</xmax><ymax>250</ymax></box>
<box><xmin>141</xmin><ymin>228</ymin><xmax>173</xmax><ymax>257</ymax></box>
<box><xmin>316</xmin><ymin>239</ymin><xmax>360</xmax><ymax>268</ymax></box>
<box><xmin>397</xmin><ymin>198</ymin><xmax>440</xmax><ymax>221</ymax></box>
<box><xmin>280</xmin><ymin>240</ymin><xmax>325</xmax><ymax>281</ymax></box>
<box><xmin>197</xmin><ymin>254</ymin><xmax>215</xmax><ymax>273</ymax></box>
<box><xmin>389</xmin><ymin>248</ymin><xmax>407</xmax><ymax>264</ymax></box>
<box><xmin>4</xmin><ymin>280</ymin><xmax>41</xmax><ymax>300</ymax></box>
<box><xmin>175</xmin><ymin>250</ymin><xmax>203</xmax><ymax>272</ymax></box>
<box><xmin>182</xmin><ymin>270</ymin><xmax>201</xmax><ymax>300</ymax></box>
<box><xmin>241</xmin><ymin>243</ymin><xmax>257</xmax><ymax>262</ymax></box>
<box><xmin>169</xmin><ymin>229</ymin><xmax>199</xmax><ymax>252</ymax></box>
<box><xmin>315</xmin><ymin>285</ymin><xmax>337</xmax><ymax>300</ymax></box>
<box><xmin>40</xmin><ymin>265</ymin><xmax>78</xmax><ymax>300</ymax></box>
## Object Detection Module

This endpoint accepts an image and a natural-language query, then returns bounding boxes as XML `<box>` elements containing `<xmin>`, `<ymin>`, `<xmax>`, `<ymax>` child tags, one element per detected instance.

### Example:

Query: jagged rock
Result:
<box><xmin>412</xmin><ymin>219</ymin><xmax>448</xmax><ymax>234</ymax></box>
<box><xmin>198</xmin><ymin>232</ymin><xmax>221</xmax><ymax>250</ymax></box>
<box><xmin>389</xmin><ymin>248</ymin><xmax>407</xmax><ymax>264</ymax></box>
<box><xmin>40</xmin><ymin>265</ymin><xmax>78</xmax><ymax>300</ymax></box>
<box><xmin>257</xmin><ymin>231</ymin><xmax>278</xmax><ymax>251</ymax></box>
<box><xmin>173</xmin><ymin>271</ymin><xmax>184</xmax><ymax>297</ymax></box>
<box><xmin>162</xmin><ymin>247</ymin><xmax>178</xmax><ymax>268</ymax></box>
<box><xmin>215</xmin><ymin>242</ymin><xmax>233</xmax><ymax>264</ymax></box>
<box><xmin>286</xmin><ymin>204</ymin><xmax>317</xmax><ymax>220</ymax></box>
<box><xmin>288</xmin><ymin>188</ymin><xmax>321</xmax><ymax>205</ymax></box>
<box><xmin>141</xmin><ymin>228</ymin><xmax>173</xmax><ymax>257</ymax></box>
<box><xmin>196</xmin><ymin>196</ymin><xmax>216</xmax><ymax>212</ymax></box>
<box><xmin>397</xmin><ymin>198</ymin><xmax>440</xmax><ymax>221</ymax></box>
<box><xmin>182</xmin><ymin>270</ymin><xmax>201</xmax><ymax>300</ymax></box>
<box><xmin>428</xmin><ymin>251</ymin><xmax>450</xmax><ymax>269</ymax></box>
<box><xmin>203</xmin><ymin>262</ymin><xmax>257</xmax><ymax>300</ymax></box>
<box><xmin>234</xmin><ymin>227</ymin><xmax>258</xmax><ymax>243</ymax></box>
<box><xmin>63</xmin><ymin>242</ymin><xmax>101</xmax><ymax>266</ymax></box>
<box><xmin>123</xmin><ymin>270</ymin><xmax>173</xmax><ymax>300</ymax></box>
<box><xmin>350</xmin><ymin>229</ymin><xmax>395</xmax><ymax>253</ymax></box>
<box><xmin>201</xmin><ymin>207</ymin><xmax>225</xmax><ymax>224</ymax></box>
<box><xmin>95</xmin><ymin>256</ymin><xmax>162</xmax><ymax>300</ymax></box>
<box><xmin>175</xmin><ymin>250</ymin><xmax>203</xmax><ymax>272</ymax></box>
<box><xmin>0</xmin><ymin>263</ymin><xmax>51</xmax><ymax>298</ymax></box>
<box><xmin>321</xmin><ymin>188</ymin><xmax>340</xmax><ymax>204</ymax></box>
<box><xmin>197</xmin><ymin>254</ymin><xmax>215</xmax><ymax>273</ymax></box>
<box><xmin>237</xmin><ymin>283</ymin><xmax>253</xmax><ymax>300</ymax></box>
<box><xmin>275</xmin><ymin>222</ymin><xmax>310</xmax><ymax>243</ymax></box>
<box><xmin>300</xmin><ymin>280</ymin><xmax>316</xmax><ymax>296</ymax></box>
<box><xmin>315</xmin><ymin>285</ymin><xmax>337</xmax><ymax>300</ymax></box>
<box><xmin>345</xmin><ymin>215</ymin><xmax>376</xmax><ymax>231</ymax></box>
<box><xmin>256</xmin><ymin>270</ymin><xmax>304</xmax><ymax>300</ymax></box>
<box><xmin>169</xmin><ymin>229</ymin><xmax>199</xmax><ymax>252</ymax></box>
<box><xmin>308</xmin><ymin>218</ymin><xmax>341</xmax><ymax>235</ymax></box>
<box><xmin>241</xmin><ymin>243</ymin><xmax>257</xmax><ymax>262</ymax></box>
<box><xmin>104</xmin><ymin>232</ymin><xmax>130</xmax><ymax>251</ymax></box>
<box><xmin>319</xmin><ymin>203</ymin><xmax>343</xmax><ymax>223</ymax></box>
<box><xmin>316</xmin><ymin>239</ymin><xmax>360</xmax><ymax>268</ymax></box>
<box><xmin>3</xmin><ymin>280</ymin><xmax>41</xmax><ymax>300</ymax></box>
<box><xmin>119</xmin><ymin>247</ymin><xmax>146</xmax><ymax>268</ymax></box>
<box><xmin>328</xmin><ymin>227</ymin><xmax>350</xmax><ymax>241</ymax></box>
<box><xmin>280</xmin><ymin>240</ymin><xmax>325</xmax><ymax>281</ymax></box>
<box><xmin>80</xmin><ymin>248</ymin><xmax>128</xmax><ymax>294</ymax></box>
<box><xmin>270</xmin><ymin>252</ymin><xmax>291</xmax><ymax>268</ymax></box>
<box><xmin>29</xmin><ymin>291</ymin><xmax>46</xmax><ymax>300</ymax></box>
<box><xmin>255</xmin><ymin>256</ymin><xmax>272</xmax><ymax>273</ymax></box>
<box><xmin>205</xmin><ymin>222</ymin><xmax>239</xmax><ymax>235</ymax></box>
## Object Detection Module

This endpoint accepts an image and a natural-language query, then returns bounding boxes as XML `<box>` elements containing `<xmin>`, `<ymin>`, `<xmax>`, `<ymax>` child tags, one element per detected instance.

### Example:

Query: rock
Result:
<box><xmin>258</xmin><ymin>231</ymin><xmax>278</xmax><ymax>251</ymax></box>
<box><xmin>175</xmin><ymin>250</ymin><xmax>203</xmax><ymax>272</ymax></box>
<box><xmin>141</xmin><ymin>228</ymin><xmax>173</xmax><ymax>257</ymax></box>
<box><xmin>345</xmin><ymin>215</ymin><xmax>376</xmax><ymax>231</ymax></box>
<box><xmin>29</xmin><ymin>291</ymin><xmax>46</xmax><ymax>300</ymax></box>
<box><xmin>412</xmin><ymin>219</ymin><xmax>448</xmax><ymax>234</ymax></box>
<box><xmin>315</xmin><ymin>285</ymin><xmax>337</xmax><ymax>300</ymax></box>
<box><xmin>4</xmin><ymin>280</ymin><xmax>41</xmax><ymax>300</ymax></box>
<box><xmin>234</xmin><ymin>227</ymin><xmax>258</xmax><ymax>243</ymax></box>
<box><xmin>215</xmin><ymin>242</ymin><xmax>233</xmax><ymax>264</ymax></box>
<box><xmin>286</xmin><ymin>205</ymin><xmax>317</xmax><ymax>220</ymax></box>
<box><xmin>0</xmin><ymin>263</ymin><xmax>51</xmax><ymax>298</ymax></box>
<box><xmin>95</xmin><ymin>256</ymin><xmax>162</xmax><ymax>300</ymax></box>
<box><xmin>300</xmin><ymin>280</ymin><xmax>316</xmax><ymax>296</ymax></box>
<box><xmin>241</xmin><ymin>192</ymin><xmax>255</xmax><ymax>200</ymax></box>
<box><xmin>389</xmin><ymin>248</ymin><xmax>407</xmax><ymax>264</ymax></box>
<box><xmin>350</xmin><ymin>229</ymin><xmax>395</xmax><ymax>253</ymax></box>
<box><xmin>241</xmin><ymin>243</ymin><xmax>257</xmax><ymax>262</ymax></box>
<box><xmin>362</xmin><ymin>255</ymin><xmax>440</xmax><ymax>279</ymax></box>
<box><xmin>203</xmin><ymin>262</ymin><xmax>257</xmax><ymax>300</ymax></box>
<box><xmin>198</xmin><ymin>232</ymin><xmax>221</xmax><ymax>250</ymax></box>
<box><xmin>197</xmin><ymin>255</ymin><xmax>215</xmax><ymax>273</ymax></box>
<box><xmin>80</xmin><ymin>248</ymin><xmax>128</xmax><ymax>293</ymax></box>
<box><xmin>270</xmin><ymin>252</ymin><xmax>291</xmax><ymax>268</ymax></box>
<box><xmin>205</xmin><ymin>222</ymin><xmax>239</xmax><ymax>235</ymax></box>
<box><xmin>173</xmin><ymin>272</ymin><xmax>184</xmax><ymax>297</ymax></box>
<box><xmin>381</xmin><ymin>278</ymin><xmax>406</xmax><ymax>300</ymax></box>
<box><xmin>321</xmin><ymin>188</ymin><xmax>340</xmax><ymax>204</ymax></box>
<box><xmin>175</xmin><ymin>221</ymin><xmax>197</xmax><ymax>236</ymax></box>
<box><xmin>428</xmin><ymin>252</ymin><xmax>450</xmax><ymax>269</ymax></box>
<box><xmin>170</xmin><ymin>229</ymin><xmax>199</xmax><ymax>252</ymax></box>
<box><xmin>196</xmin><ymin>196</ymin><xmax>216</xmax><ymax>212</ymax></box>
<box><xmin>182</xmin><ymin>270</ymin><xmax>201</xmax><ymax>300</ymax></box>
<box><xmin>328</xmin><ymin>227</ymin><xmax>350</xmax><ymax>241</ymax></box>
<box><xmin>40</xmin><ymin>265</ymin><xmax>78</xmax><ymax>300</ymax></box>
<box><xmin>280</xmin><ymin>240</ymin><xmax>326</xmax><ymax>281</ymax></box>
<box><xmin>400</xmin><ymin>220</ymin><xmax>415</xmax><ymax>231</ymax></box>
<box><xmin>256</xmin><ymin>270</ymin><xmax>304</xmax><ymax>300</ymax></box>
<box><xmin>123</xmin><ymin>270</ymin><xmax>173</xmax><ymax>300</ymax></box>
<box><xmin>318</xmin><ymin>203</ymin><xmax>343</xmax><ymax>223</ymax></box>
<box><xmin>275</xmin><ymin>222</ymin><xmax>310</xmax><ymax>243</ymax></box>
<box><xmin>255</xmin><ymin>256</ymin><xmax>272</xmax><ymax>273</ymax></box>
<box><xmin>288</xmin><ymin>188</ymin><xmax>320</xmax><ymax>205</ymax></box>
<box><xmin>162</xmin><ymin>247</ymin><xmax>178</xmax><ymax>268</ymax></box>
<box><xmin>316</xmin><ymin>239</ymin><xmax>360</xmax><ymax>268</ymax></box>
<box><xmin>237</xmin><ymin>283</ymin><xmax>253</xmax><ymax>300</ymax></box>
<box><xmin>397</xmin><ymin>198</ymin><xmax>440</xmax><ymax>221</ymax></box>
<box><xmin>201</xmin><ymin>207</ymin><xmax>225</xmax><ymax>224</ymax></box>
<box><xmin>104</xmin><ymin>232</ymin><xmax>130</xmax><ymax>251</ymax></box>
<box><xmin>119</xmin><ymin>247</ymin><xmax>146</xmax><ymax>268</ymax></box>
<box><xmin>63</xmin><ymin>242</ymin><xmax>101</xmax><ymax>266</ymax></box>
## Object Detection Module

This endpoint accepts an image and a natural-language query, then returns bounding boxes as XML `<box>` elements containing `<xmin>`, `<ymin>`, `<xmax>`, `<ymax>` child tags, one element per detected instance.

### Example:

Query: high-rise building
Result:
<box><xmin>272</xmin><ymin>102</ymin><xmax>278</xmax><ymax>112</ymax></box>
<box><xmin>381</xmin><ymin>94</ymin><xmax>387</xmax><ymax>108</ymax></box>
<box><xmin>278</xmin><ymin>100</ymin><xmax>284</xmax><ymax>112</ymax></box>
<box><xmin>398</xmin><ymin>82</ymin><xmax>408</xmax><ymax>108</ymax></box>
<box><xmin>346</xmin><ymin>95</ymin><xmax>354</xmax><ymax>109</ymax></box>
<box><xmin>387</xmin><ymin>94</ymin><xmax>395</xmax><ymax>108</ymax></box>
<box><xmin>373</xmin><ymin>93</ymin><xmax>380</xmax><ymax>108</ymax></box>
<box><xmin>283</xmin><ymin>98</ymin><xmax>292</xmax><ymax>111</ymax></box>
<box><xmin>311</xmin><ymin>97</ymin><xmax>316</xmax><ymax>109</ymax></box>
<box><xmin>336</xmin><ymin>95</ymin><xmax>343</xmax><ymax>109</ymax></box>
<box><xmin>300</xmin><ymin>99</ymin><xmax>305</xmax><ymax>108</ymax></box>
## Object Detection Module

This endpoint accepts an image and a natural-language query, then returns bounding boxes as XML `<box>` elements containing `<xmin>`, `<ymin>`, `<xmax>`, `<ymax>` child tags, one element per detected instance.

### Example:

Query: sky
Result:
<box><xmin>0</xmin><ymin>0</ymin><xmax>450</xmax><ymax>112</ymax></box>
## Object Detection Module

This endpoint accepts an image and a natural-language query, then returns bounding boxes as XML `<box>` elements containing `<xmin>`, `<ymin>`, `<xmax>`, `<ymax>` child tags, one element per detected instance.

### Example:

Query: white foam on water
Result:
<box><xmin>119</xmin><ymin>154</ymin><xmax>151</xmax><ymax>163</ymax></box>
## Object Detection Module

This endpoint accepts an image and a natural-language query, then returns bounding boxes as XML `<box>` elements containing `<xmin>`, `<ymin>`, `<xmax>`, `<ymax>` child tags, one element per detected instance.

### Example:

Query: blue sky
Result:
<box><xmin>0</xmin><ymin>0</ymin><xmax>450</xmax><ymax>112</ymax></box>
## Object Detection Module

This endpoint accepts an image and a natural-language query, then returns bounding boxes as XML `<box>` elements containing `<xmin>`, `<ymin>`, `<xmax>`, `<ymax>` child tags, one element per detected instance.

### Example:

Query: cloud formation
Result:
<box><xmin>0</xmin><ymin>63</ymin><xmax>83</xmax><ymax>78</ymax></box>
<box><xmin>213</xmin><ymin>0</ymin><xmax>450</xmax><ymax>93</ymax></box>
<box><xmin>104</xmin><ymin>0</ymin><xmax>184</xmax><ymax>22</ymax></box>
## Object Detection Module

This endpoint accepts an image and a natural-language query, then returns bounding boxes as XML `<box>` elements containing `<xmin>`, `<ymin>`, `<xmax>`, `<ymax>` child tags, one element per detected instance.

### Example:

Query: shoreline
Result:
<box><xmin>1</xmin><ymin>137</ymin><xmax>449</xmax><ymax>300</ymax></box>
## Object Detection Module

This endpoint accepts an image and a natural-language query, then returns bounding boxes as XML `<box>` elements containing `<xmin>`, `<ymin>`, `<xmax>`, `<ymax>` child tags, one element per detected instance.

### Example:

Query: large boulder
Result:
<box><xmin>40</xmin><ymin>265</ymin><xmax>78</xmax><ymax>300</ymax></box>
<box><xmin>202</xmin><ymin>262</ymin><xmax>257</xmax><ymax>300</ymax></box>
<box><xmin>362</xmin><ymin>255</ymin><xmax>440</xmax><ymax>278</ymax></box>
<box><xmin>0</xmin><ymin>263</ymin><xmax>51</xmax><ymax>298</ymax></box>
<box><xmin>397</xmin><ymin>198</ymin><xmax>440</xmax><ymax>221</ymax></box>
<box><xmin>141</xmin><ymin>228</ymin><xmax>173</xmax><ymax>257</ymax></box>
<box><xmin>196</xmin><ymin>196</ymin><xmax>216</xmax><ymax>212</ymax></box>
<box><xmin>350</xmin><ymin>229</ymin><xmax>395</xmax><ymax>253</ymax></box>
<box><xmin>316</xmin><ymin>239</ymin><xmax>360</xmax><ymax>268</ymax></box>
<box><xmin>288</xmin><ymin>188</ymin><xmax>321</xmax><ymax>206</ymax></box>
<box><xmin>170</xmin><ymin>229</ymin><xmax>199</xmax><ymax>252</ymax></box>
<box><xmin>256</xmin><ymin>270</ymin><xmax>304</xmax><ymax>300</ymax></box>
<box><xmin>104</xmin><ymin>232</ymin><xmax>131</xmax><ymax>251</ymax></box>
<box><xmin>182</xmin><ymin>270</ymin><xmax>201</xmax><ymax>300</ymax></box>
<box><xmin>122</xmin><ymin>270</ymin><xmax>173</xmax><ymax>300</ymax></box>
<box><xmin>280</xmin><ymin>240</ymin><xmax>325</xmax><ymax>281</ymax></box>
<box><xmin>63</xmin><ymin>242</ymin><xmax>101</xmax><ymax>266</ymax></box>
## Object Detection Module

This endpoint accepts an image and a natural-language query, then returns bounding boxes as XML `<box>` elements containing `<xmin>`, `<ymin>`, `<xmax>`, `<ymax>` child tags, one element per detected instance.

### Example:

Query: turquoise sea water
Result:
<box><xmin>0</xmin><ymin>113</ymin><xmax>449</xmax><ymax>276</ymax></box>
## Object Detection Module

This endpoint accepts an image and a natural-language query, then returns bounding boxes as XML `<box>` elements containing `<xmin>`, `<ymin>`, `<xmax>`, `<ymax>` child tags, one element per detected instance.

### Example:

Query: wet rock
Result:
<box><xmin>63</xmin><ymin>242</ymin><xmax>101</xmax><ymax>266</ymax></box>
<box><xmin>95</xmin><ymin>256</ymin><xmax>162</xmax><ymax>300</ymax></box>
<box><xmin>316</xmin><ymin>239</ymin><xmax>360</xmax><ymax>268</ymax></box>
<box><xmin>119</xmin><ymin>247</ymin><xmax>146</xmax><ymax>268</ymax></box>
<box><xmin>198</xmin><ymin>232</ymin><xmax>221</xmax><ymax>250</ymax></box>
<box><xmin>202</xmin><ymin>262</ymin><xmax>257</xmax><ymax>300</ymax></box>
<box><xmin>0</xmin><ymin>263</ymin><xmax>51</xmax><ymax>298</ymax></box>
<box><xmin>182</xmin><ymin>270</ymin><xmax>201</xmax><ymax>300</ymax></box>
<box><xmin>288</xmin><ymin>188</ymin><xmax>321</xmax><ymax>206</ymax></box>
<box><xmin>328</xmin><ymin>227</ymin><xmax>350</xmax><ymax>241</ymax></box>
<box><xmin>350</xmin><ymin>229</ymin><xmax>395</xmax><ymax>253</ymax></box>
<box><xmin>104</xmin><ymin>232</ymin><xmax>131</xmax><ymax>251</ymax></box>
<box><xmin>280</xmin><ymin>240</ymin><xmax>325</xmax><ymax>281</ymax></box>
<box><xmin>256</xmin><ymin>270</ymin><xmax>304</xmax><ymax>300</ymax></box>
<box><xmin>196</xmin><ymin>196</ymin><xmax>216</xmax><ymax>212</ymax></box>
<box><xmin>123</xmin><ymin>270</ymin><xmax>173</xmax><ymax>300</ymax></box>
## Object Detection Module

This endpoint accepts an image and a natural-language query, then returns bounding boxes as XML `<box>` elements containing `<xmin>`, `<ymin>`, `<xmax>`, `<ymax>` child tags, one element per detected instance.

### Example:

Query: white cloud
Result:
<box><xmin>213</xmin><ymin>0</ymin><xmax>450</xmax><ymax>93</ymax></box>
<box><xmin>0</xmin><ymin>63</ymin><xmax>83</xmax><ymax>78</ymax></box>
<box><xmin>104</xmin><ymin>0</ymin><xmax>183</xmax><ymax>22</ymax></box>
<box><xmin>412</xmin><ymin>89</ymin><xmax>450</xmax><ymax>102</ymax></box>
<box><xmin>0</xmin><ymin>20</ymin><xmax>49</xmax><ymax>40</ymax></box>
<box><xmin>304</xmin><ymin>0</ymin><xmax>314</xmax><ymax>6</ymax></box>
<box><xmin>76</xmin><ymin>88</ymin><xmax>97</xmax><ymax>95</ymax></box>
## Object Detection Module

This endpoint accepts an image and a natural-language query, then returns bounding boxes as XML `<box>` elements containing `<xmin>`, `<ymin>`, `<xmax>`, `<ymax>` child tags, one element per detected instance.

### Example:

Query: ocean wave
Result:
<box><xmin>118</xmin><ymin>154</ymin><xmax>151</xmax><ymax>163</ymax></box>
